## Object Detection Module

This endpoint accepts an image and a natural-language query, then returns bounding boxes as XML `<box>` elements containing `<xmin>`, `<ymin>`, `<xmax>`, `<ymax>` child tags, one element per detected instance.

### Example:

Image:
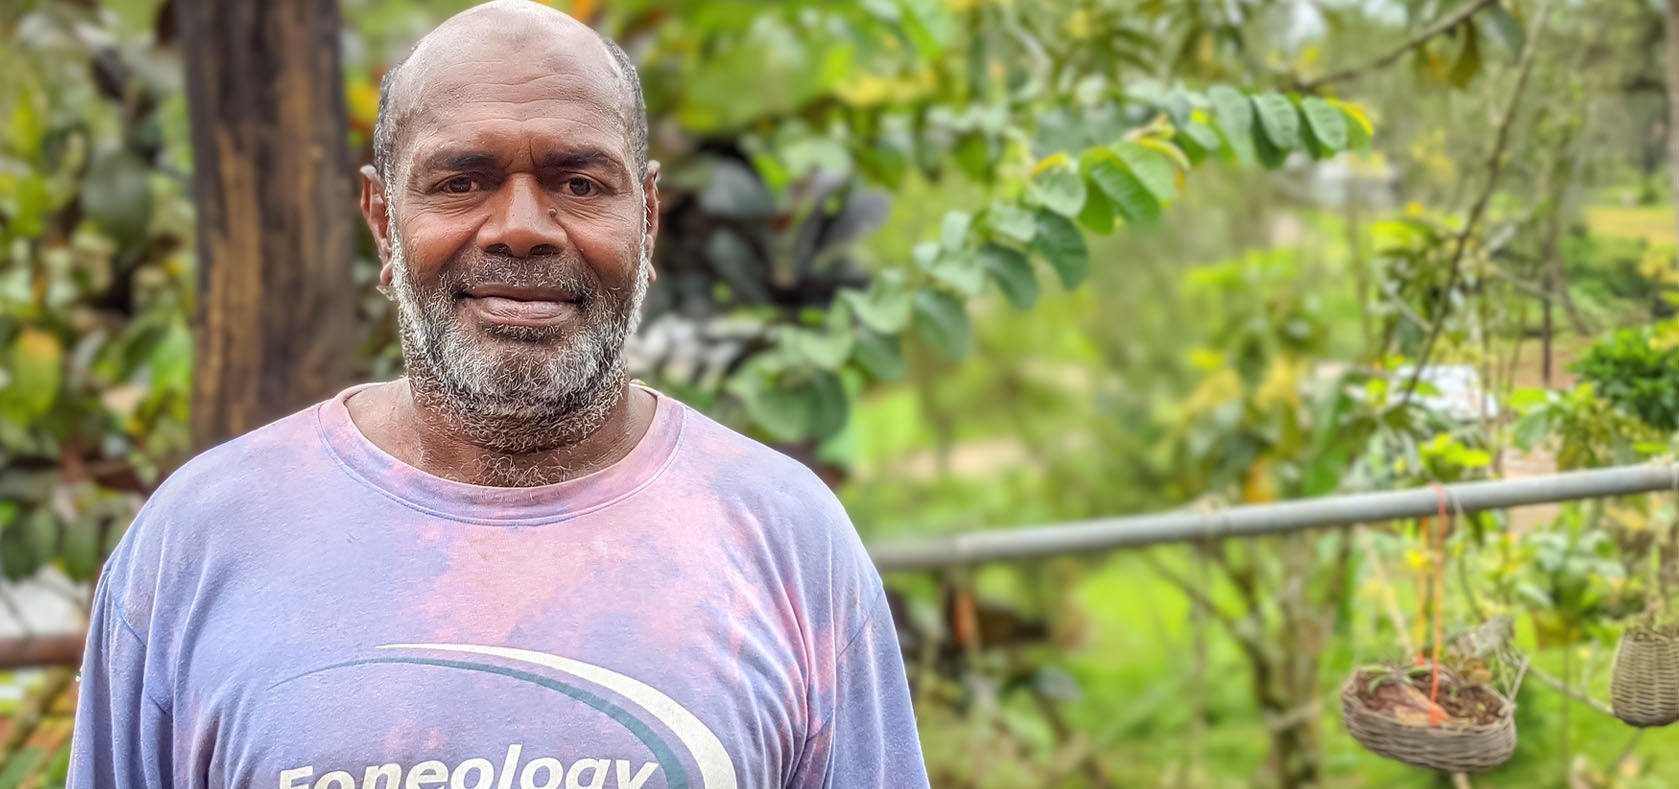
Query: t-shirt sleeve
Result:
<box><xmin>796</xmin><ymin>589</ymin><xmax>929</xmax><ymax>789</ymax></box>
<box><xmin>67</xmin><ymin>566</ymin><xmax>173</xmax><ymax>787</ymax></box>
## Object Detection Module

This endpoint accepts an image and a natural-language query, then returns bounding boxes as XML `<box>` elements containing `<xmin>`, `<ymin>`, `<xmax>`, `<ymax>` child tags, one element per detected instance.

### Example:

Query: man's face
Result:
<box><xmin>374</xmin><ymin>44</ymin><xmax>656</xmax><ymax>424</ymax></box>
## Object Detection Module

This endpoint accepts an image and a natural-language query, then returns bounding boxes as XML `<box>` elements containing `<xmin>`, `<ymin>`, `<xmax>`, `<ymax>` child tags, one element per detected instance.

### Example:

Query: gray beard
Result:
<box><xmin>388</xmin><ymin>224</ymin><xmax>650</xmax><ymax>457</ymax></box>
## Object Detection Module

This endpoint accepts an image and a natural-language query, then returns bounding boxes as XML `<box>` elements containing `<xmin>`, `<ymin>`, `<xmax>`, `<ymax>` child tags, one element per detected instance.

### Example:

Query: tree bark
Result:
<box><xmin>1667</xmin><ymin>0</ymin><xmax>1679</xmax><ymax>242</ymax></box>
<box><xmin>177</xmin><ymin>0</ymin><xmax>357</xmax><ymax>449</ymax></box>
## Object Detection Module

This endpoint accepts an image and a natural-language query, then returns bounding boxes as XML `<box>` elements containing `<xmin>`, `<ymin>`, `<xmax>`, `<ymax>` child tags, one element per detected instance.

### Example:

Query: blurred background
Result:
<box><xmin>5</xmin><ymin>0</ymin><xmax>1679</xmax><ymax>786</ymax></box>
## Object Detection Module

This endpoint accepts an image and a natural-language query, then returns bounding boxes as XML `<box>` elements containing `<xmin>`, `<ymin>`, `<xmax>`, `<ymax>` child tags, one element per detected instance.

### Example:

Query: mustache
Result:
<box><xmin>428</xmin><ymin>251</ymin><xmax>603</xmax><ymax>305</ymax></box>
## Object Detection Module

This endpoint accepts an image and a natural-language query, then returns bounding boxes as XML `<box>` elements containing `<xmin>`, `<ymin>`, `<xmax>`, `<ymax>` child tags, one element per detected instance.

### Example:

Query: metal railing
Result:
<box><xmin>869</xmin><ymin>462</ymin><xmax>1679</xmax><ymax>571</ymax></box>
<box><xmin>6</xmin><ymin>462</ymin><xmax>1678</xmax><ymax>668</ymax></box>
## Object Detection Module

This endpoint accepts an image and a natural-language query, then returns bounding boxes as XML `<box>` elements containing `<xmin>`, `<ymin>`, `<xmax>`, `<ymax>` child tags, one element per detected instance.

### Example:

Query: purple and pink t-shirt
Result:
<box><xmin>69</xmin><ymin>385</ymin><xmax>928</xmax><ymax>788</ymax></box>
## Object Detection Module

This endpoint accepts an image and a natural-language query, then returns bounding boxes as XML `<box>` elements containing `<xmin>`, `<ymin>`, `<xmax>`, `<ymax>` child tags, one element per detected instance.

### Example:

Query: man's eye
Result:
<box><xmin>443</xmin><ymin>176</ymin><xmax>476</xmax><ymax>194</ymax></box>
<box><xmin>566</xmin><ymin>178</ymin><xmax>594</xmax><ymax>197</ymax></box>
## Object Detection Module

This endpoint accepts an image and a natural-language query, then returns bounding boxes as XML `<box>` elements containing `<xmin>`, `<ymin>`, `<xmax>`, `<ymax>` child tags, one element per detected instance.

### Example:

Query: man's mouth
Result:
<box><xmin>459</xmin><ymin>285</ymin><xmax>582</xmax><ymax>328</ymax></box>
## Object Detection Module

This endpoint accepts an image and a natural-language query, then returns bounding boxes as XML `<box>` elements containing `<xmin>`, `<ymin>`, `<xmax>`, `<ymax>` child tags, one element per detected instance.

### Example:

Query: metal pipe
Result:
<box><xmin>869</xmin><ymin>462</ymin><xmax>1679</xmax><ymax>571</ymax></box>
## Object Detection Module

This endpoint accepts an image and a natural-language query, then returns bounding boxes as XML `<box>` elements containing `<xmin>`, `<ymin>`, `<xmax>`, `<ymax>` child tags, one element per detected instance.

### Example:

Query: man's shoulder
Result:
<box><xmin>118</xmin><ymin>396</ymin><xmax>336</xmax><ymax>564</ymax></box>
<box><xmin>660</xmin><ymin>393</ymin><xmax>875</xmax><ymax>567</ymax></box>
<box><xmin>102</xmin><ymin>397</ymin><xmax>333</xmax><ymax>629</ymax></box>
<box><xmin>666</xmin><ymin>394</ymin><xmax>838</xmax><ymax>505</ymax></box>
<box><xmin>149</xmin><ymin>398</ymin><xmax>330</xmax><ymax>510</ymax></box>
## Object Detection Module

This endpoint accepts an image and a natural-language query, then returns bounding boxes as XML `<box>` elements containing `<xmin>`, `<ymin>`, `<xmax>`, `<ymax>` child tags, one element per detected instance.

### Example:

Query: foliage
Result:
<box><xmin>0</xmin><ymin>2</ymin><xmax>191</xmax><ymax>582</ymax></box>
<box><xmin>1571</xmin><ymin>321</ymin><xmax>1679</xmax><ymax>432</ymax></box>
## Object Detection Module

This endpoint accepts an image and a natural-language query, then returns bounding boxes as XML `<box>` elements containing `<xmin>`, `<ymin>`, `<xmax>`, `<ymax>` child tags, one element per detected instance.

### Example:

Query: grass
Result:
<box><xmin>1586</xmin><ymin>205</ymin><xmax>1678</xmax><ymax>249</ymax></box>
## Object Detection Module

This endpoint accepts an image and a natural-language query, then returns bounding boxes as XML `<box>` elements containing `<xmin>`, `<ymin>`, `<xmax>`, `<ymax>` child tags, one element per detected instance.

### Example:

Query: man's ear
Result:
<box><xmin>359</xmin><ymin>164</ymin><xmax>396</xmax><ymax>292</ymax></box>
<box><xmin>642</xmin><ymin>160</ymin><xmax>661</xmax><ymax>284</ymax></box>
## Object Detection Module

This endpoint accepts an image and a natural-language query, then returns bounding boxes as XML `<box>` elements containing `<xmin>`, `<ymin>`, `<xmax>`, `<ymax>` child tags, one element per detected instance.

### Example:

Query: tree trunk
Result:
<box><xmin>177</xmin><ymin>0</ymin><xmax>357</xmax><ymax>449</ymax></box>
<box><xmin>1542</xmin><ymin>269</ymin><xmax>1553</xmax><ymax>388</ymax></box>
<box><xmin>1666</xmin><ymin>0</ymin><xmax>1679</xmax><ymax>237</ymax></box>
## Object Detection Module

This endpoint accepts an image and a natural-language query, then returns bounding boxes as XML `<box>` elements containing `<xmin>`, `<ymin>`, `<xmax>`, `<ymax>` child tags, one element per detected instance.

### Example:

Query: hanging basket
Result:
<box><xmin>1341</xmin><ymin>666</ymin><xmax>1517</xmax><ymax>774</ymax></box>
<box><xmin>1610</xmin><ymin>625</ymin><xmax>1679</xmax><ymax>728</ymax></box>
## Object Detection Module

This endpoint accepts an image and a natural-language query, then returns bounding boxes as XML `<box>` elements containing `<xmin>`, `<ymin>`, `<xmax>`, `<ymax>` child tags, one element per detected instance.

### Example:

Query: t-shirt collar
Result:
<box><xmin>315</xmin><ymin>381</ymin><xmax>685</xmax><ymax>525</ymax></box>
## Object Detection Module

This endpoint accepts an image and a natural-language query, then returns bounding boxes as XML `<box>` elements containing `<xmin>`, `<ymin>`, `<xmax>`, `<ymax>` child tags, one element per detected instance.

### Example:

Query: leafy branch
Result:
<box><xmin>1394</xmin><ymin>0</ymin><xmax>1553</xmax><ymax>410</ymax></box>
<box><xmin>1295</xmin><ymin>0</ymin><xmax>1506</xmax><ymax>91</ymax></box>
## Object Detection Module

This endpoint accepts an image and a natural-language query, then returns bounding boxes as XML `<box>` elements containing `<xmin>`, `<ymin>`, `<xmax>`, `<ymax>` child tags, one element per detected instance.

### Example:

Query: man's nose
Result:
<box><xmin>479</xmin><ymin>175</ymin><xmax>564</xmax><ymax>258</ymax></box>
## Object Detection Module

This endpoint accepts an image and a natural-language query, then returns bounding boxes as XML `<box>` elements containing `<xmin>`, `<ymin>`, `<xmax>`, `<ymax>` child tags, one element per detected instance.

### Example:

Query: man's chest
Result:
<box><xmin>166</xmin><ymin>533</ymin><xmax>815</xmax><ymax>789</ymax></box>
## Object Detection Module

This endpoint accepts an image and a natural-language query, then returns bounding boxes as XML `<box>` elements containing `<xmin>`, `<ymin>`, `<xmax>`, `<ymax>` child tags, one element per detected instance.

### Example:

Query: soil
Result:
<box><xmin>1354</xmin><ymin>668</ymin><xmax>1507</xmax><ymax>727</ymax></box>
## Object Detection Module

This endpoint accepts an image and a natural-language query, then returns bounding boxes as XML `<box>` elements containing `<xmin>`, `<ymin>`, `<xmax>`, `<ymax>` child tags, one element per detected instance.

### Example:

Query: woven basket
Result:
<box><xmin>1341</xmin><ymin>670</ymin><xmax>1517</xmax><ymax>773</ymax></box>
<box><xmin>1610</xmin><ymin>627</ymin><xmax>1679</xmax><ymax>728</ymax></box>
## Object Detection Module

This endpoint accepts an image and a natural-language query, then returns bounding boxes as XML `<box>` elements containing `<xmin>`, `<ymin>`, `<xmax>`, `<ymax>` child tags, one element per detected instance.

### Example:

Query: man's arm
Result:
<box><xmin>799</xmin><ymin>588</ymin><xmax>930</xmax><ymax>789</ymax></box>
<box><xmin>67</xmin><ymin>570</ymin><xmax>173</xmax><ymax>787</ymax></box>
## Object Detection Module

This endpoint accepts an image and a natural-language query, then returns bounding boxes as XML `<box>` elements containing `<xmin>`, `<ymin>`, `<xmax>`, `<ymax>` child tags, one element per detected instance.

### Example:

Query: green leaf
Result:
<box><xmin>1343</xmin><ymin>107</ymin><xmax>1373</xmax><ymax>151</ymax></box>
<box><xmin>0</xmin><ymin>329</ymin><xmax>63</xmax><ymax>419</ymax></box>
<box><xmin>0</xmin><ymin>748</ymin><xmax>45</xmax><ymax>789</ymax></box>
<box><xmin>1514</xmin><ymin>581</ymin><xmax>1553</xmax><ymax>610</ymax></box>
<box><xmin>1509</xmin><ymin>387</ymin><xmax>1549</xmax><ymax>411</ymax></box>
<box><xmin>856</xmin><ymin>139</ymin><xmax>909</xmax><ymax>189</ymax></box>
<box><xmin>1481</xmin><ymin>5</ymin><xmax>1525</xmax><ymax>56</ymax></box>
<box><xmin>1208</xmin><ymin>85</ymin><xmax>1253</xmax><ymax>137</ymax></box>
<box><xmin>1113</xmin><ymin>141</ymin><xmax>1177</xmax><ymax>203</ymax></box>
<box><xmin>1512</xmin><ymin>412</ymin><xmax>1550</xmax><ymax>451</ymax></box>
<box><xmin>912</xmin><ymin>288</ymin><xmax>971</xmax><ymax>360</ymax></box>
<box><xmin>1027</xmin><ymin>161</ymin><xmax>1087</xmax><ymax>217</ymax></box>
<box><xmin>1</xmin><ymin>507</ymin><xmax>55</xmax><ymax>581</ymax></box>
<box><xmin>842</xmin><ymin>272</ymin><xmax>911</xmax><ymax>333</ymax></box>
<box><xmin>150</xmin><ymin>321</ymin><xmax>193</xmax><ymax>397</ymax></box>
<box><xmin>1086</xmin><ymin>158</ymin><xmax>1161</xmax><ymax>227</ymax></box>
<box><xmin>980</xmin><ymin>244</ymin><xmax>1039</xmax><ymax>310</ymax></box>
<box><xmin>941</xmin><ymin>209</ymin><xmax>973</xmax><ymax>251</ymax></box>
<box><xmin>1300</xmin><ymin>97</ymin><xmax>1349</xmax><ymax>153</ymax></box>
<box><xmin>1077</xmin><ymin>183</ymin><xmax>1116</xmax><ymax>234</ymax></box>
<box><xmin>61</xmin><ymin>512</ymin><xmax>101</xmax><ymax>582</ymax></box>
<box><xmin>730</xmin><ymin>366</ymin><xmax>849</xmax><ymax>442</ymax></box>
<box><xmin>1030</xmin><ymin>210</ymin><xmax>1091</xmax><ymax>289</ymax></box>
<box><xmin>1163</xmin><ymin>91</ymin><xmax>1193</xmax><ymax>128</ymax></box>
<box><xmin>928</xmin><ymin>248</ymin><xmax>986</xmax><ymax>296</ymax></box>
<box><xmin>853</xmin><ymin>329</ymin><xmax>906</xmax><ymax>381</ymax></box>
<box><xmin>953</xmin><ymin>132</ymin><xmax>994</xmax><ymax>183</ymax></box>
<box><xmin>1448</xmin><ymin>22</ymin><xmax>1482</xmax><ymax>88</ymax></box>
<box><xmin>1252</xmin><ymin>92</ymin><xmax>1300</xmax><ymax>150</ymax></box>
<box><xmin>779</xmin><ymin>320</ymin><xmax>853</xmax><ymax>370</ymax></box>
<box><xmin>1253</xmin><ymin>124</ymin><xmax>1288</xmax><ymax>169</ymax></box>
<box><xmin>988</xmin><ymin>203</ymin><xmax>1037</xmax><ymax>244</ymax></box>
<box><xmin>82</xmin><ymin>151</ymin><xmax>154</xmax><ymax>244</ymax></box>
<box><xmin>1179</xmin><ymin>121</ymin><xmax>1222</xmax><ymax>157</ymax></box>
<box><xmin>804</xmin><ymin>370</ymin><xmax>850</xmax><ymax>438</ymax></box>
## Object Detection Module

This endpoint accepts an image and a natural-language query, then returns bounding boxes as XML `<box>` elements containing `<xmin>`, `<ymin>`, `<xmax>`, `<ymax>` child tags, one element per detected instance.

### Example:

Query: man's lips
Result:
<box><xmin>459</xmin><ymin>285</ymin><xmax>581</xmax><ymax>328</ymax></box>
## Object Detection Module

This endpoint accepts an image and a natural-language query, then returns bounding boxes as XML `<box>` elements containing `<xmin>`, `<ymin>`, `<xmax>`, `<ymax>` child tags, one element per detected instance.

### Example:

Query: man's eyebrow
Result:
<box><xmin>539</xmin><ymin>149</ymin><xmax>625</xmax><ymax>173</ymax></box>
<box><xmin>416</xmin><ymin>151</ymin><xmax>502</xmax><ymax>172</ymax></box>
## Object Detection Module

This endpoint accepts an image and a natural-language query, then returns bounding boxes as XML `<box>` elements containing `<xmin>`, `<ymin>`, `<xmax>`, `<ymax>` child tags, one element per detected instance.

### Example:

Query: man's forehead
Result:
<box><xmin>384</xmin><ymin>4</ymin><xmax>629</xmax><ymax>148</ymax></box>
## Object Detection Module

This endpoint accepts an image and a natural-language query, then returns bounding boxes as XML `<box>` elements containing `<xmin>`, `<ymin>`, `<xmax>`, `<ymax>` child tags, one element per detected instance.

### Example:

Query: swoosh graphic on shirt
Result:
<box><xmin>280</xmin><ymin>655</ymin><xmax>692</xmax><ymax>787</ymax></box>
<box><xmin>383</xmin><ymin>643</ymin><xmax>740</xmax><ymax>789</ymax></box>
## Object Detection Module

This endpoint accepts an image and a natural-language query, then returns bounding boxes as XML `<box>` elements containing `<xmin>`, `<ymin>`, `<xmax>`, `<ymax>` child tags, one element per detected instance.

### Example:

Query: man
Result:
<box><xmin>69</xmin><ymin>3</ymin><xmax>929</xmax><ymax>786</ymax></box>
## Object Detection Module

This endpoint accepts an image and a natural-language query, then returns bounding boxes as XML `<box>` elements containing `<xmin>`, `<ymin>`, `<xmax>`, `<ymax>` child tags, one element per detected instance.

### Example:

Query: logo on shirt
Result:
<box><xmin>274</xmin><ymin>643</ymin><xmax>739</xmax><ymax>789</ymax></box>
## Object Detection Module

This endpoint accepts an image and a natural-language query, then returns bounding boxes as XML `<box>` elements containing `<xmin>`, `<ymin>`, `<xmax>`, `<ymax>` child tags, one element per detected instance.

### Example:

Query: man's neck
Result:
<box><xmin>346</xmin><ymin>377</ymin><xmax>656</xmax><ymax>487</ymax></box>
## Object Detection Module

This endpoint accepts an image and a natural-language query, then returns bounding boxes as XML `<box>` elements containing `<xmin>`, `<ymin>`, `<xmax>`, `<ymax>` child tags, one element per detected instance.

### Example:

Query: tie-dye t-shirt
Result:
<box><xmin>69</xmin><ymin>384</ymin><xmax>928</xmax><ymax>788</ymax></box>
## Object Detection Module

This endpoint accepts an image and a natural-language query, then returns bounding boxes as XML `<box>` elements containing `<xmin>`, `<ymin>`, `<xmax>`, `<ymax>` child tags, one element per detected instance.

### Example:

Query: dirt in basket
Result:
<box><xmin>1355</xmin><ymin>669</ymin><xmax>1506</xmax><ymax>727</ymax></box>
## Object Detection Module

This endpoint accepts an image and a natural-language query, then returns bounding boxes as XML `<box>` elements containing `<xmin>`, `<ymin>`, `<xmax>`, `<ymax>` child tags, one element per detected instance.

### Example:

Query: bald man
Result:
<box><xmin>68</xmin><ymin>3</ymin><xmax>929</xmax><ymax>787</ymax></box>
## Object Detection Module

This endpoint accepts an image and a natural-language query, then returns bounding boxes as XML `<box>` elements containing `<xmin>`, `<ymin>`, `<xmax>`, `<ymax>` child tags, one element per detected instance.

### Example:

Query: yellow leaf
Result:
<box><xmin>1187</xmin><ymin>346</ymin><xmax>1224</xmax><ymax>372</ymax></box>
<box><xmin>1255</xmin><ymin>354</ymin><xmax>1304</xmax><ymax>411</ymax></box>
<box><xmin>1136</xmin><ymin>137</ymin><xmax>1191</xmax><ymax>171</ymax></box>
<box><xmin>1182</xmin><ymin>368</ymin><xmax>1241</xmax><ymax>416</ymax></box>
<box><xmin>1241</xmin><ymin>459</ymin><xmax>1276</xmax><ymax>504</ymax></box>
<box><xmin>1033</xmin><ymin>152</ymin><xmax>1071</xmax><ymax>176</ymax></box>
<box><xmin>1331</xmin><ymin>99</ymin><xmax>1376</xmax><ymax>136</ymax></box>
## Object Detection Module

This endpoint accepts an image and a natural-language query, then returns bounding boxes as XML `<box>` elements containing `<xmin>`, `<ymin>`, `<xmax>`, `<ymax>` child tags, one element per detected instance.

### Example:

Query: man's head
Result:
<box><xmin>358</xmin><ymin>0</ymin><xmax>659</xmax><ymax>451</ymax></box>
